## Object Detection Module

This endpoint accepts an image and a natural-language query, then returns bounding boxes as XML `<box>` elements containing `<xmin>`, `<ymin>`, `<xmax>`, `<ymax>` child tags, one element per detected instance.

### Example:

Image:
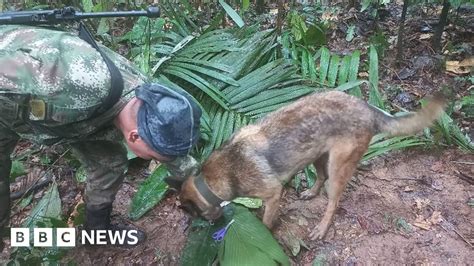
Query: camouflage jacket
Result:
<box><xmin>0</xmin><ymin>25</ymin><xmax>200</xmax><ymax>179</ymax></box>
<box><xmin>0</xmin><ymin>25</ymin><xmax>147</xmax><ymax>145</ymax></box>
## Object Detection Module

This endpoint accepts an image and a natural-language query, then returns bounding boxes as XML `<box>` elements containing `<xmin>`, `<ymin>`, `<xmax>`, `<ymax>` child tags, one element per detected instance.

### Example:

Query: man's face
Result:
<box><xmin>125</xmin><ymin>131</ymin><xmax>172</xmax><ymax>162</ymax></box>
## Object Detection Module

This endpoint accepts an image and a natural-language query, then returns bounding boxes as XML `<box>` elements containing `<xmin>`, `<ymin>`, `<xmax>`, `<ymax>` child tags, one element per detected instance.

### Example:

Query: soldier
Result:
<box><xmin>0</xmin><ymin>25</ymin><xmax>201</xmax><ymax>250</ymax></box>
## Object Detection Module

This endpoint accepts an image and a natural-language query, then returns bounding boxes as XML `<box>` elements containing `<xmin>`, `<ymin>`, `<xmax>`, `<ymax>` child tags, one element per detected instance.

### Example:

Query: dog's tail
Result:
<box><xmin>373</xmin><ymin>93</ymin><xmax>447</xmax><ymax>137</ymax></box>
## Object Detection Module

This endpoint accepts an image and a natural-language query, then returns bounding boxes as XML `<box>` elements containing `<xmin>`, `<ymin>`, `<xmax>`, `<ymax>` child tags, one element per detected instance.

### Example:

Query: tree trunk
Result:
<box><xmin>432</xmin><ymin>0</ymin><xmax>451</xmax><ymax>53</ymax></box>
<box><xmin>396</xmin><ymin>0</ymin><xmax>409</xmax><ymax>64</ymax></box>
<box><xmin>276</xmin><ymin>0</ymin><xmax>285</xmax><ymax>34</ymax></box>
<box><xmin>256</xmin><ymin>0</ymin><xmax>265</xmax><ymax>15</ymax></box>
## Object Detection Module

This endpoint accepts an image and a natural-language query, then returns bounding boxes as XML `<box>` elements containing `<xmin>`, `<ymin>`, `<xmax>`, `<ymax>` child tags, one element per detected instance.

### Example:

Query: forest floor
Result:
<box><xmin>1</xmin><ymin>1</ymin><xmax>473</xmax><ymax>265</ymax></box>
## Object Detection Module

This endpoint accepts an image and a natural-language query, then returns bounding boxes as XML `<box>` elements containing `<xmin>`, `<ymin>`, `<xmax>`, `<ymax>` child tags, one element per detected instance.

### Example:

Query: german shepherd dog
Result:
<box><xmin>174</xmin><ymin>91</ymin><xmax>446</xmax><ymax>240</ymax></box>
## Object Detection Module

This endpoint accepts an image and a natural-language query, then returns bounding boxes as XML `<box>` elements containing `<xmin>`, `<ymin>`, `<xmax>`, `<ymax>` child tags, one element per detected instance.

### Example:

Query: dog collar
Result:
<box><xmin>194</xmin><ymin>173</ymin><xmax>224</xmax><ymax>207</ymax></box>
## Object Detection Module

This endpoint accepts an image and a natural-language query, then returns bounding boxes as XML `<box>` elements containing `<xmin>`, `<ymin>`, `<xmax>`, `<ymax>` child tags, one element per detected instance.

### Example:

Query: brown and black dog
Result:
<box><xmin>176</xmin><ymin>91</ymin><xmax>446</xmax><ymax>240</ymax></box>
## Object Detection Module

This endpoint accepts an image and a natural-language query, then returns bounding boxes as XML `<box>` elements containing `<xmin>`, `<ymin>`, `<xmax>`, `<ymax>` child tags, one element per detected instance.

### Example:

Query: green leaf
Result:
<box><xmin>163</xmin><ymin>66</ymin><xmax>229</xmax><ymax>109</ymax></box>
<box><xmin>170</xmin><ymin>61</ymin><xmax>239</xmax><ymax>86</ymax></box>
<box><xmin>23</xmin><ymin>182</ymin><xmax>61</xmax><ymax>229</ymax></box>
<box><xmin>226</xmin><ymin>60</ymin><xmax>296</xmax><ymax>104</ymax></box>
<box><xmin>242</xmin><ymin>0</ymin><xmax>250</xmax><ymax>11</ymax></box>
<box><xmin>348</xmin><ymin>50</ymin><xmax>361</xmax><ymax>97</ymax></box>
<box><xmin>304</xmin><ymin>25</ymin><xmax>326</xmax><ymax>47</ymax></box>
<box><xmin>327</xmin><ymin>55</ymin><xmax>340</xmax><ymax>87</ymax></box>
<box><xmin>312</xmin><ymin>254</ymin><xmax>327</xmax><ymax>266</ymax></box>
<box><xmin>368</xmin><ymin>45</ymin><xmax>384</xmax><ymax>109</ymax></box>
<box><xmin>10</xmin><ymin>160</ymin><xmax>27</xmax><ymax>181</ymax></box>
<box><xmin>97</xmin><ymin>18</ymin><xmax>110</xmax><ymax>36</ymax></box>
<box><xmin>304</xmin><ymin>165</ymin><xmax>317</xmax><ymax>189</ymax></box>
<box><xmin>72</xmin><ymin>202</ymin><xmax>85</xmax><ymax>226</ymax></box>
<box><xmin>335</xmin><ymin>80</ymin><xmax>369</xmax><ymax>92</ymax></box>
<box><xmin>307</xmin><ymin>50</ymin><xmax>318</xmax><ymax>80</ymax></box>
<box><xmin>214</xmin><ymin>110</ymin><xmax>230</xmax><ymax>150</ymax></box>
<box><xmin>361</xmin><ymin>0</ymin><xmax>373</xmax><ymax>12</ymax></box>
<box><xmin>232</xmin><ymin>197</ymin><xmax>263</xmax><ymax>208</ymax></box>
<box><xmin>346</xmin><ymin>25</ymin><xmax>356</xmax><ymax>42</ymax></box>
<box><xmin>338</xmin><ymin>55</ymin><xmax>351</xmax><ymax>85</ymax></box>
<box><xmin>301</xmin><ymin>49</ymin><xmax>309</xmax><ymax>78</ymax></box>
<box><xmin>181</xmin><ymin>208</ymin><xmax>234</xmax><ymax>266</ymax></box>
<box><xmin>221</xmin><ymin>229</ymin><xmax>277</xmax><ymax>266</ymax></box>
<box><xmin>363</xmin><ymin>135</ymin><xmax>429</xmax><ymax>162</ymax></box>
<box><xmin>126</xmin><ymin>145</ymin><xmax>138</xmax><ymax>160</ymax></box>
<box><xmin>75</xmin><ymin>166</ymin><xmax>87</xmax><ymax>183</ymax></box>
<box><xmin>128</xmin><ymin>165</ymin><xmax>169</xmax><ymax>220</ymax></box>
<box><xmin>219</xmin><ymin>205</ymin><xmax>290</xmax><ymax>266</ymax></box>
<box><xmin>219</xmin><ymin>0</ymin><xmax>245</xmax><ymax>28</ymax></box>
<box><xmin>81</xmin><ymin>0</ymin><xmax>94</xmax><ymax>12</ymax></box>
<box><xmin>468</xmin><ymin>198</ymin><xmax>474</xmax><ymax>207</ymax></box>
<box><xmin>181</xmin><ymin>219</ymin><xmax>221</xmax><ymax>266</ymax></box>
<box><xmin>319</xmin><ymin>47</ymin><xmax>330</xmax><ymax>84</ymax></box>
<box><xmin>18</xmin><ymin>194</ymin><xmax>33</xmax><ymax>210</ymax></box>
<box><xmin>234</xmin><ymin>87</ymin><xmax>314</xmax><ymax>113</ymax></box>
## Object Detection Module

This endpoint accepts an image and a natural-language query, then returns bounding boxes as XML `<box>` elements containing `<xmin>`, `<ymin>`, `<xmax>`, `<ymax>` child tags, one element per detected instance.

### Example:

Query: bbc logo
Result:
<box><xmin>11</xmin><ymin>228</ymin><xmax>76</xmax><ymax>247</ymax></box>
<box><xmin>11</xmin><ymin>228</ymin><xmax>139</xmax><ymax>246</ymax></box>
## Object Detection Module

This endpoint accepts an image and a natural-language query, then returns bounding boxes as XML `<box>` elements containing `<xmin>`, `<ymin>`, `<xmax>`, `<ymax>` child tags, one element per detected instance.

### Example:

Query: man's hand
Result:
<box><xmin>162</xmin><ymin>155</ymin><xmax>200</xmax><ymax>190</ymax></box>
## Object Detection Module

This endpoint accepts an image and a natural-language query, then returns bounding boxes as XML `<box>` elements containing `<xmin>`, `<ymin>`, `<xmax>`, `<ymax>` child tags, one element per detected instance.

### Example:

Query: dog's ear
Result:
<box><xmin>164</xmin><ymin>177</ymin><xmax>185</xmax><ymax>191</ymax></box>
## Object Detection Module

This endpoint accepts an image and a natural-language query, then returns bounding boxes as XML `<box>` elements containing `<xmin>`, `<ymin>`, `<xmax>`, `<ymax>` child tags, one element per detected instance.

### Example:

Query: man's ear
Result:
<box><xmin>164</xmin><ymin>177</ymin><xmax>184</xmax><ymax>191</ymax></box>
<box><xmin>128</xmin><ymin>129</ymin><xmax>140</xmax><ymax>143</ymax></box>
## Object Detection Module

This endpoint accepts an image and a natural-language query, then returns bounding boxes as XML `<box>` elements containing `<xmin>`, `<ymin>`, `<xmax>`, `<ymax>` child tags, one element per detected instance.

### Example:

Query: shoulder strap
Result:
<box><xmin>77</xmin><ymin>22</ymin><xmax>124</xmax><ymax>116</ymax></box>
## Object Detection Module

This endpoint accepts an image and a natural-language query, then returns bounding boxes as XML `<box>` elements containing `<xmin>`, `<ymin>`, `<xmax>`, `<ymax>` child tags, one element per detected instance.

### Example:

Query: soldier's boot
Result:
<box><xmin>81</xmin><ymin>204</ymin><xmax>146</xmax><ymax>248</ymax></box>
<box><xmin>0</xmin><ymin>162</ymin><xmax>10</xmax><ymax>252</ymax></box>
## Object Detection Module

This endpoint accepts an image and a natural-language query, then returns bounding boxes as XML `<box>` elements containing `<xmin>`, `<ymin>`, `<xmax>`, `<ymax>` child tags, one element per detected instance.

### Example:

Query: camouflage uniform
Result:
<box><xmin>0</xmin><ymin>25</ymin><xmax>199</xmax><ymax>231</ymax></box>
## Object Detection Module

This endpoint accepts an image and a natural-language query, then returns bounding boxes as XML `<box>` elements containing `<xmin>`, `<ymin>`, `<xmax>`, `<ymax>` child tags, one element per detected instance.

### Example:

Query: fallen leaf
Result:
<box><xmin>281</xmin><ymin>231</ymin><xmax>301</xmax><ymax>257</ymax></box>
<box><xmin>419</xmin><ymin>33</ymin><xmax>432</xmax><ymax>40</ymax></box>
<box><xmin>233</xmin><ymin>197</ymin><xmax>263</xmax><ymax>209</ymax></box>
<box><xmin>415</xmin><ymin>197</ymin><xmax>431</xmax><ymax>210</ymax></box>
<box><xmin>446</xmin><ymin>58</ymin><xmax>473</xmax><ymax>74</ymax></box>
<box><xmin>430</xmin><ymin>211</ymin><xmax>443</xmax><ymax>225</ymax></box>
<box><xmin>413</xmin><ymin>215</ymin><xmax>431</xmax><ymax>230</ymax></box>
<box><xmin>67</xmin><ymin>198</ymin><xmax>85</xmax><ymax>227</ymax></box>
<box><xmin>148</xmin><ymin>160</ymin><xmax>160</xmax><ymax>173</ymax></box>
<box><xmin>459</xmin><ymin>57</ymin><xmax>474</xmax><ymax>67</ymax></box>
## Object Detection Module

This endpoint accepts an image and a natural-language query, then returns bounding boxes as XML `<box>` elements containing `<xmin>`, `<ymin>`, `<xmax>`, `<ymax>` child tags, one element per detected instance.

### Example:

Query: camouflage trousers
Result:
<box><xmin>0</xmin><ymin>125</ymin><xmax>129</xmax><ymax>230</ymax></box>
<box><xmin>69</xmin><ymin>140</ymin><xmax>129</xmax><ymax>211</ymax></box>
<box><xmin>0</xmin><ymin>127</ymin><xmax>17</xmax><ymax>232</ymax></box>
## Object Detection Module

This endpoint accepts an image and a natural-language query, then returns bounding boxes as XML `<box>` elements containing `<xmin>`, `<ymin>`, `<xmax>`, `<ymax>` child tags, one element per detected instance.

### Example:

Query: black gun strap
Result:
<box><xmin>78</xmin><ymin>22</ymin><xmax>124</xmax><ymax>116</ymax></box>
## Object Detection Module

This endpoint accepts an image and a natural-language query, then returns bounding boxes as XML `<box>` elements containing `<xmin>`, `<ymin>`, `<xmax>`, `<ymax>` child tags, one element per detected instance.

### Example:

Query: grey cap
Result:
<box><xmin>135</xmin><ymin>83</ymin><xmax>202</xmax><ymax>157</ymax></box>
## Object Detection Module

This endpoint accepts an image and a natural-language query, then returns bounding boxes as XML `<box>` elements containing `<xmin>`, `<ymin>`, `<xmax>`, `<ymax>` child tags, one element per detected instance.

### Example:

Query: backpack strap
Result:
<box><xmin>77</xmin><ymin>22</ymin><xmax>124</xmax><ymax>117</ymax></box>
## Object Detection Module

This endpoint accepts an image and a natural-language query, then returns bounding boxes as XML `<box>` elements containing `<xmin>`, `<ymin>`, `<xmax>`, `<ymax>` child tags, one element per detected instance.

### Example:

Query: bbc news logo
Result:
<box><xmin>11</xmin><ymin>228</ymin><xmax>139</xmax><ymax>247</ymax></box>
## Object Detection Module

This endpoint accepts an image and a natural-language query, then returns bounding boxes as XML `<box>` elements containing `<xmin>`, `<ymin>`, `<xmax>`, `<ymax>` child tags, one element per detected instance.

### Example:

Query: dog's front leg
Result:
<box><xmin>261</xmin><ymin>185</ymin><xmax>283</xmax><ymax>228</ymax></box>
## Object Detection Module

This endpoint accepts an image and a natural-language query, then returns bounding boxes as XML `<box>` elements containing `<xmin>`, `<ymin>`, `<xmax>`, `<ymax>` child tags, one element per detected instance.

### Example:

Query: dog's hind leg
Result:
<box><xmin>300</xmin><ymin>153</ymin><xmax>329</xmax><ymax>200</ymax></box>
<box><xmin>309</xmin><ymin>139</ymin><xmax>369</xmax><ymax>240</ymax></box>
<box><xmin>259</xmin><ymin>183</ymin><xmax>283</xmax><ymax>229</ymax></box>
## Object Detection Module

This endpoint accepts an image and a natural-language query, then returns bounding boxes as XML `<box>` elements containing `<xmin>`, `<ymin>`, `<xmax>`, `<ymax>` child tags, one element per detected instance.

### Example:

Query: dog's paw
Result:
<box><xmin>309</xmin><ymin>224</ymin><xmax>329</xmax><ymax>240</ymax></box>
<box><xmin>299</xmin><ymin>190</ymin><xmax>317</xmax><ymax>200</ymax></box>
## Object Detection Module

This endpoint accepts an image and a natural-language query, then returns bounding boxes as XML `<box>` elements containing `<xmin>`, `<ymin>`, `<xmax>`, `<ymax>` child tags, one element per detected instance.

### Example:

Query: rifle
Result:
<box><xmin>0</xmin><ymin>6</ymin><xmax>160</xmax><ymax>118</ymax></box>
<box><xmin>0</xmin><ymin>6</ymin><xmax>160</xmax><ymax>25</ymax></box>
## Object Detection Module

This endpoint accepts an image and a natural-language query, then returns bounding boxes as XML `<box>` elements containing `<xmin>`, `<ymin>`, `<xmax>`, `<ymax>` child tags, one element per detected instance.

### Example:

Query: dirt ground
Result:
<box><xmin>1</xmin><ymin>147</ymin><xmax>471</xmax><ymax>264</ymax></box>
<box><xmin>1</xmin><ymin>1</ymin><xmax>473</xmax><ymax>265</ymax></box>
<box><xmin>25</xmin><ymin>147</ymin><xmax>472</xmax><ymax>265</ymax></box>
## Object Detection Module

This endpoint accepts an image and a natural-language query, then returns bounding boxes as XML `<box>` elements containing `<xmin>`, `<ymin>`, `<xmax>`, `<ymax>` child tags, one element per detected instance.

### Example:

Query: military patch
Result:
<box><xmin>29</xmin><ymin>99</ymin><xmax>46</xmax><ymax>121</ymax></box>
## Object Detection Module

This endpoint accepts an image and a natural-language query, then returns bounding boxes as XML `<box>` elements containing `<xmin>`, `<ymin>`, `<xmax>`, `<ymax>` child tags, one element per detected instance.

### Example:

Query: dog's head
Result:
<box><xmin>177</xmin><ymin>175</ymin><xmax>224</xmax><ymax>221</ymax></box>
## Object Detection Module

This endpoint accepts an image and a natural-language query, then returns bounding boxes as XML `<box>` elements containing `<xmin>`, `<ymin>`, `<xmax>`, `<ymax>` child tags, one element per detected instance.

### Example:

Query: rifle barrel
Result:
<box><xmin>0</xmin><ymin>6</ymin><xmax>160</xmax><ymax>25</ymax></box>
<box><xmin>78</xmin><ymin>7</ymin><xmax>160</xmax><ymax>19</ymax></box>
